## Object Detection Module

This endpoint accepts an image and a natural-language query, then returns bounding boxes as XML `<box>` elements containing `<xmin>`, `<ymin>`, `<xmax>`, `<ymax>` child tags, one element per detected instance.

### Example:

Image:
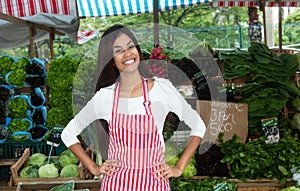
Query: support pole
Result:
<box><xmin>49</xmin><ymin>30</ymin><xmax>55</xmax><ymax>60</ymax></box>
<box><xmin>154</xmin><ymin>0</ymin><xmax>159</xmax><ymax>47</ymax></box>
<box><xmin>29</xmin><ymin>26</ymin><xmax>36</xmax><ymax>58</ymax></box>
<box><xmin>261</xmin><ymin>4</ymin><xmax>267</xmax><ymax>45</ymax></box>
<box><xmin>277</xmin><ymin>0</ymin><xmax>283</xmax><ymax>52</ymax></box>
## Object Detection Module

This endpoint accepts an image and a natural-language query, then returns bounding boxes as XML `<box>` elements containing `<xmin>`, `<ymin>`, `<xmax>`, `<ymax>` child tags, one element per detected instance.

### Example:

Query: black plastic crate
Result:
<box><xmin>0</xmin><ymin>140</ymin><xmax>66</xmax><ymax>159</ymax></box>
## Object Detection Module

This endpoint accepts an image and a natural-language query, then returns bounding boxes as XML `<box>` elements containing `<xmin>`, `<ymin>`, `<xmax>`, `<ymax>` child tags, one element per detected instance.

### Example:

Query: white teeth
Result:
<box><xmin>124</xmin><ymin>59</ymin><xmax>134</xmax><ymax>65</ymax></box>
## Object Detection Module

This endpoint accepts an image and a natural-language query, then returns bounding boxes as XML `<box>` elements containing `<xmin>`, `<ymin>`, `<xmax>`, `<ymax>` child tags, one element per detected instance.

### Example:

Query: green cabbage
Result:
<box><xmin>20</xmin><ymin>165</ymin><xmax>39</xmax><ymax>178</ymax></box>
<box><xmin>291</xmin><ymin>113</ymin><xmax>300</xmax><ymax>131</ymax></box>
<box><xmin>60</xmin><ymin>164</ymin><xmax>79</xmax><ymax>178</ymax></box>
<box><xmin>42</xmin><ymin>158</ymin><xmax>61</xmax><ymax>170</ymax></box>
<box><xmin>28</xmin><ymin>153</ymin><xmax>47</xmax><ymax>167</ymax></box>
<box><xmin>38</xmin><ymin>163</ymin><xmax>59</xmax><ymax>178</ymax></box>
<box><xmin>59</xmin><ymin>149</ymin><xmax>78</xmax><ymax>167</ymax></box>
<box><xmin>182</xmin><ymin>162</ymin><xmax>198</xmax><ymax>179</ymax></box>
<box><xmin>291</xmin><ymin>97</ymin><xmax>300</xmax><ymax>112</ymax></box>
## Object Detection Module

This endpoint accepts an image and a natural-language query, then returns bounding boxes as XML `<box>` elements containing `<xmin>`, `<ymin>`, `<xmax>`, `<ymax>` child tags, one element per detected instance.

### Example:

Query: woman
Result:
<box><xmin>61</xmin><ymin>24</ymin><xmax>206</xmax><ymax>191</ymax></box>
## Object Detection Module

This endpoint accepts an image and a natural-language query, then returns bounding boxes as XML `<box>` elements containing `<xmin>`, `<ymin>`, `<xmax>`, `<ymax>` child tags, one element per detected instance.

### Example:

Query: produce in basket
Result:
<box><xmin>38</xmin><ymin>163</ymin><xmax>59</xmax><ymax>178</ymax></box>
<box><xmin>19</xmin><ymin>149</ymin><xmax>80</xmax><ymax>179</ymax></box>
<box><xmin>60</xmin><ymin>164</ymin><xmax>80</xmax><ymax>178</ymax></box>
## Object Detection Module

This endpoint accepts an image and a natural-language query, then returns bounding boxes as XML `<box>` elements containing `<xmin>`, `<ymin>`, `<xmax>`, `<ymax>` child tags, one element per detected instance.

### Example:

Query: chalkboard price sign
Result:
<box><xmin>47</xmin><ymin>126</ymin><xmax>64</xmax><ymax>147</ymax></box>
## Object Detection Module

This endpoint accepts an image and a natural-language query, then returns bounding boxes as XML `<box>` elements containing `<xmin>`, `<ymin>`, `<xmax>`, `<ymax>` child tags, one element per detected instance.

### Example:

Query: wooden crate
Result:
<box><xmin>230</xmin><ymin>178</ymin><xmax>288</xmax><ymax>191</ymax></box>
<box><xmin>16</xmin><ymin>180</ymin><xmax>101</xmax><ymax>191</ymax></box>
<box><xmin>10</xmin><ymin>148</ymin><xmax>85</xmax><ymax>186</ymax></box>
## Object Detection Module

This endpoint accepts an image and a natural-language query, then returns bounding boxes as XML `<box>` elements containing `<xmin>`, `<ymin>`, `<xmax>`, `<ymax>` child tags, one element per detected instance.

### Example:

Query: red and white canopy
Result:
<box><xmin>0</xmin><ymin>0</ymin><xmax>71</xmax><ymax>17</ymax></box>
<box><xmin>0</xmin><ymin>0</ymin><xmax>79</xmax><ymax>49</ymax></box>
<box><xmin>212</xmin><ymin>0</ymin><xmax>300</xmax><ymax>7</ymax></box>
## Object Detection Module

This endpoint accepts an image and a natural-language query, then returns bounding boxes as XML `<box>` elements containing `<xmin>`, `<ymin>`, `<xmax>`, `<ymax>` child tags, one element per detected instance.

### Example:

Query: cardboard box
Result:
<box><xmin>197</xmin><ymin>100</ymin><xmax>248</xmax><ymax>144</ymax></box>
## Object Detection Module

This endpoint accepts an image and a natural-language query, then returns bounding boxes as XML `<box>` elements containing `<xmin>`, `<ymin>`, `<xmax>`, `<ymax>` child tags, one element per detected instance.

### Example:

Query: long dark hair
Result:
<box><xmin>94</xmin><ymin>24</ymin><xmax>151</xmax><ymax>93</ymax></box>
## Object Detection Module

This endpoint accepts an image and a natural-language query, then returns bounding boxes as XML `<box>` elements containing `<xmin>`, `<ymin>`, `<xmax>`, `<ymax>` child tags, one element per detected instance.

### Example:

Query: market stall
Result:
<box><xmin>1</xmin><ymin>0</ymin><xmax>300</xmax><ymax>190</ymax></box>
<box><xmin>211</xmin><ymin>0</ymin><xmax>300</xmax><ymax>51</ymax></box>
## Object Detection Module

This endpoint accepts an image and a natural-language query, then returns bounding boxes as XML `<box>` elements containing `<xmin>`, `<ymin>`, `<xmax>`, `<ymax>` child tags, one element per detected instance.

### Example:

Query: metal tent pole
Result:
<box><xmin>154</xmin><ymin>0</ymin><xmax>159</xmax><ymax>47</ymax></box>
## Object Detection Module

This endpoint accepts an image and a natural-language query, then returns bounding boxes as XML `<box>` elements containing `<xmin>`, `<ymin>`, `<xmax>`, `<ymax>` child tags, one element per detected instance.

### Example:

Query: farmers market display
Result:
<box><xmin>1</xmin><ymin>41</ymin><xmax>300</xmax><ymax>190</ymax></box>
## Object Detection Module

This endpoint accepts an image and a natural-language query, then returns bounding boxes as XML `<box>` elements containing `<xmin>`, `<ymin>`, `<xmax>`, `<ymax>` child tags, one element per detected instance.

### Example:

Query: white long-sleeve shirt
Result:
<box><xmin>61</xmin><ymin>77</ymin><xmax>206</xmax><ymax>148</ymax></box>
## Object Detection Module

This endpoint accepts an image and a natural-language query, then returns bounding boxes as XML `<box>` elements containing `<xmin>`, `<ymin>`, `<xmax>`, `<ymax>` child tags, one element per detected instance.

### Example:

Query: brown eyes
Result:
<box><xmin>114</xmin><ymin>44</ymin><xmax>136</xmax><ymax>55</ymax></box>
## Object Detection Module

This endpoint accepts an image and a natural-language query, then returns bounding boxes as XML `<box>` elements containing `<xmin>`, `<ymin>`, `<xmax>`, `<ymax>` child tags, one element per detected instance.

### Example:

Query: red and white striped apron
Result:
<box><xmin>100</xmin><ymin>78</ymin><xmax>170</xmax><ymax>191</ymax></box>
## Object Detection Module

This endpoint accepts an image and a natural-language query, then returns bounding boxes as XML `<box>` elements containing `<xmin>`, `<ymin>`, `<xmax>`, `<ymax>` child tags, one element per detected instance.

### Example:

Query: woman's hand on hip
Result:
<box><xmin>154</xmin><ymin>163</ymin><xmax>183</xmax><ymax>181</ymax></box>
<box><xmin>92</xmin><ymin>159</ymin><xmax>120</xmax><ymax>176</ymax></box>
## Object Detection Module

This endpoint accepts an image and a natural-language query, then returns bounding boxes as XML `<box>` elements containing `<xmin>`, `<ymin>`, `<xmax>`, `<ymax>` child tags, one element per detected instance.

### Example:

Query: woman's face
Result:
<box><xmin>112</xmin><ymin>33</ymin><xmax>140</xmax><ymax>74</ymax></box>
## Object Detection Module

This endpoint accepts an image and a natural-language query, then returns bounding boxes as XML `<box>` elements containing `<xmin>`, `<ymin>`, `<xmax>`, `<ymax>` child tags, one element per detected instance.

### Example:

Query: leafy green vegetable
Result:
<box><xmin>38</xmin><ymin>163</ymin><xmax>59</xmax><ymax>178</ymax></box>
<box><xmin>28</xmin><ymin>153</ymin><xmax>47</xmax><ymax>167</ymax></box>
<box><xmin>219</xmin><ymin>133</ymin><xmax>300</xmax><ymax>184</ymax></box>
<box><xmin>46</xmin><ymin>107</ymin><xmax>73</xmax><ymax>129</ymax></box>
<box><xmin>290</xmin><ymin>113</ymin><xmax>300</xmax><ymax>131</ymax></box>
<box><xmin>279</xmin><ymin>186</ymin><xmax>300</xmax><ymax>191</ymax></box>
<box><xmin>50</xmin><ymin>181</ymin><xmax>74</xmax><ymax>191</ymax></box>
<box><xmin>182</xmin><ymin>162</ymin><xmax>198</xmax><ymax>179</ymax></box>
<box><xmin>0</xmin><ymin>55</ymin><xmax>14</xmax><ymax>76</ymax></box>
<box><xmin>42</xmin><ymin>158</ymin><xmax>61</xmax><ymax>170</ymax></box>
<box><xmin>60</xmin><ymin>164</ymin><xmax>79</xmax><ymax>178</ymax></box>
<box><xmin>221</xmin><ymin>42</ymin><xmax>300</xmax><ymax>135</ymax></box>
<box><xmin>169</xmin><ymin>177</ymin><xmax>237</xmax><ymax>191</ymax></box>
<box><xmin>7</xmin><ymin>96</ymin><xmax>29</xmax><ymax>118</ymax></box>
<box><xmin>20</xmin><ymin>165</ymin><xmax>39</xmax><ymax>178</ymax></box>
<box><xmin>165</xmin><ymin>140</ymin><xmax>197</xmax><ymax>179</ymax></box>
<box><xmin>8</xmin><ymin>118</ymin><xmax>32</xmax><ymax>132</ymax></box>
<box><xmin>59</xmin><ymin>149</ymin><xmax>78</xmax><ymax>167</ymax></box>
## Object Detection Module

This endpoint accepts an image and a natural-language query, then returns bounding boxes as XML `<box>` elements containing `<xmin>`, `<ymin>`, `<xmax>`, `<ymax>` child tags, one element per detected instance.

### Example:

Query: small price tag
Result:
<box><xmin>261</xmin><ymin>117</ymin><xmax>279</xmax><ymax>144</ymax></box>
<box><xmin>47</xmin><ymin>126</ymin><xmax>64</xmax><ymax>147</ymax></box>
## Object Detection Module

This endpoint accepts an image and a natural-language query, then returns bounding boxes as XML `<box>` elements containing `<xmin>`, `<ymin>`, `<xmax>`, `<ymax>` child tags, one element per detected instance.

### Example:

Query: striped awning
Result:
<box><xmin>77</xmin><ymin>0</ymin><xmax>211</xmax><ymax>18</ymax></box>
<box><xmin>212</xmin><ymin>0</ymin><xmax>300</xmax><ymax>7</ymax></box>
<box><xmin>0</xmin><ymin>0</ymin><xmax>71</xmax><ymax>17</ymax></box>
<box><xmin>0</xmin><ymin>0</ymin><xmax>79</xmax><ymax>49</ymax></box>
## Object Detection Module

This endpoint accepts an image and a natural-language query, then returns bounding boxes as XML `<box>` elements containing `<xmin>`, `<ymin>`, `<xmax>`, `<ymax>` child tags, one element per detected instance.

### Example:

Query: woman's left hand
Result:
<box><xmin>154</xmin><ymin>163</ymin><xmax>183</xmax><ymax>181</ymax></box>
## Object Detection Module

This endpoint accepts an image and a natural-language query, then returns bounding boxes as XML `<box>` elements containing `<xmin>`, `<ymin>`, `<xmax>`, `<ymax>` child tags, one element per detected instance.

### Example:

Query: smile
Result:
<box><xmin>123</xmin><ymin>59</ymin><xmax>135</xmax><ymax>65</ymax></box>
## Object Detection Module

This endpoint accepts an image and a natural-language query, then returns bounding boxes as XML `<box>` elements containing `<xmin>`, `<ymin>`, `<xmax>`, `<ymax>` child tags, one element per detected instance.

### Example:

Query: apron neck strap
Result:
<box><xmin>112</xmin><ymin>77</ymin><xmax>152</xmax><ymax>116</ymax></box>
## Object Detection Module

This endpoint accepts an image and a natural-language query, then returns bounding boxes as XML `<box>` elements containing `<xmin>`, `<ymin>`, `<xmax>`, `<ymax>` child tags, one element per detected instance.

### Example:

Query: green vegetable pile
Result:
<box><xmin>7</xmin><ymin>96</ymin><xmax>29</xmax><ymax>118</ymax></box>
<box><xmin>279</xmin><ymin>186</ymin><xmax>300</xmax><ymax>191</ymax></box>
<box><xmin>6</xmin><ymin>57</ymin><xmax>29</xmax><ymax>88</ymax></box>
<box><xmin>170</xmin><ymin>177</ymin><xmax>237</xmax><ymax>191</ymax></box>
<box><xmin>20</xmin><ymin>149</ymin><xmax>79</xmax><ymax>179</ymax></box>
<box><xmin>218</xmin><ymin>133</ymin><xmax>300</xmax><ymax>184</ymax></box>
<box><xmin>8</xmin><ymin>118</ymin><xmax>31</xmax><ymax>132</ymax></box>
<box><xmin>0</xmin><ymin>55</ymin><xmax>14</xmax><ymax>77</ymax></box>
<box><xmin>47</xmin><ymin>57</ymin><xmax>80</xmax><ymax>91</ymax></box>
<box><xmin>46</xmin><ymin>57</ymin><xmax>80</xmax><ymax>130</ymax></box>
<box><xmin>219</xmin><ymin>42</ymin><xmax>300</xmax><ymax>135</ymax></box>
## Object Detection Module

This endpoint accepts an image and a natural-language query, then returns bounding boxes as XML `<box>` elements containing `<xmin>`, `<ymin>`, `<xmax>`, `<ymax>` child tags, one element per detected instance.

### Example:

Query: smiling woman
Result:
<box><xmin>61</xmin><ymin>24</ymin><xmax>206</xmax><ymax>191</ymax></box>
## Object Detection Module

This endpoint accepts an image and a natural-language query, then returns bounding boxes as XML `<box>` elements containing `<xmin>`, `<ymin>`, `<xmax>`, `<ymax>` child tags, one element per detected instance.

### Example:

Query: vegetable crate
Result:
<box><xmin>0</xmin><ymin>140</ymin><xmax>67</xmax><ymax>179</ymax></box>
<box><xmin>10</xmin><ymin>148</ymin><xmax>85</xmax><ymax>186</ymax></box>
<box><xmin>0</xmin><ymin>140</ymin><xmax>67</xmax><ymax>159</ymax></box>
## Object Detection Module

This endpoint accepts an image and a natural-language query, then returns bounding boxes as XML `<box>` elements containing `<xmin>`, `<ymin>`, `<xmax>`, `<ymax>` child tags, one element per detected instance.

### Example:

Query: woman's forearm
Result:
<box><xmin>68</xmin><ymin>142</ymin><xmax>99</xmax><ymax>175</ymax></box>
<box><xmin>175</xmin><ymin>136</ymin><xmax>201</xmax><ymax>172</ymax></box>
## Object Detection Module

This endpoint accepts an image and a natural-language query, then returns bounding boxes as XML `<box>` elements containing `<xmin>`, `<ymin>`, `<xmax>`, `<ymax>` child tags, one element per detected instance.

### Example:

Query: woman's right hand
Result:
<box><xmin>92</xmin><ymin>159</ymin><xmax>120</xmax><ymax>176</ymax></box>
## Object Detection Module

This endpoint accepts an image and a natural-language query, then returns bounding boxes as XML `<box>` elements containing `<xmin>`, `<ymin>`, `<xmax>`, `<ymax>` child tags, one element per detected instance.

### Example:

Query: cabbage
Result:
<box><xmin>20</xmin><ymin>165</ymin><xmax>39</xmax><ymax>178</ymax></box>
<box><xmin>60</xmin><ymin>164</ymin><xmax>79</xmax><ymax>178</ymax></box>
<box><xmin>291</xmin><ymin>113</ymin><xmax>300</xmax><ymax>131</ymax></box>
<box><xmin>28</xmin><ymin>153</ymin><xmax>47</xmax><ymax>167</ymax></box>
<box><xmin>59</xmin><ymin>149</ymin><xmax>78</xmax><ymax>167</ymax></box>
<box><xmin>42</xmin><ymin>158</ymin><xmax>61</xmax><ymax>170</ymax></box>
<box><xmin>182</xmin><ymin>162</ymin><xmax>198</xmax><ymax>179</ymax></box>
<box><xmin>38</xmin><ymin>163</ymin><xmax>59</xmax><ymax>178</ymax></box>
<box><xmin>291</xmin><ymin>97</ymin><xmax>300</xmax><ymax>112</ymax></box>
